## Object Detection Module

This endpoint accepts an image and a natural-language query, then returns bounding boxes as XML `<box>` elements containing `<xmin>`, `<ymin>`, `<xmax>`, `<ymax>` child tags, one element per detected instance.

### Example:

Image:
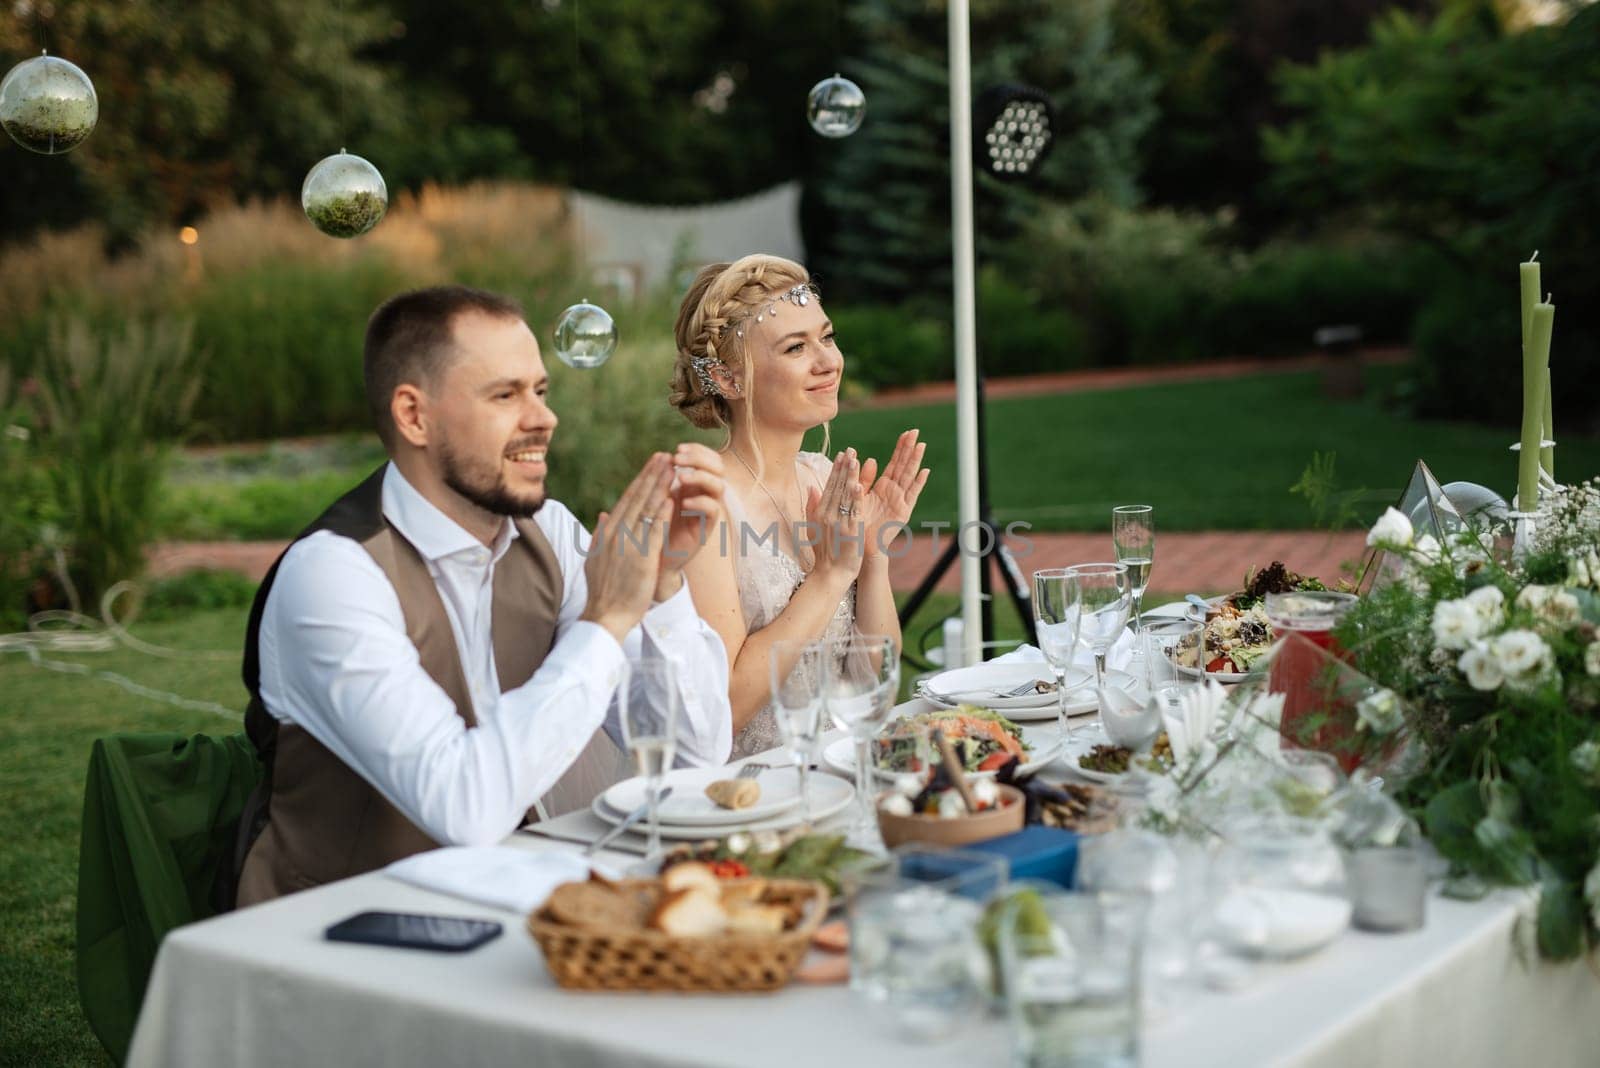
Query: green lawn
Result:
<box><xmin>158</xmin><ymin>367</ymin><xmax>1600</xmax><ymax>541</ymax></box>
<box><xmin>828</xmin><ymin>365</ymin><xmax>1600</xmax><ymax>532</ymax></box>
<box><xmin>0</xmin><ymin>610</ymin><xmax>249</xmax><ymax>1068</ymax></box>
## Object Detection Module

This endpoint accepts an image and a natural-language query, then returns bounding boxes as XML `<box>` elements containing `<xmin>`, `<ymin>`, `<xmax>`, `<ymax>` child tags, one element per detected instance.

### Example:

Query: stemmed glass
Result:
<box><xmin>1032</xmin><ymin>567</ymin><xmax>1085</xmax><ymax>741</ymax></box>
<box><xmin>824</xmin><ymin>634</ymin><xmax>900</xmax><ymax>845</ymax></box>
<box><xmin>1113</xmin><ymin>505</ymin><xmax>1155</xmax><ymax>633</ymax></box>
<box><xmin>1066</xmin><ymin>562</ymin><xmax>1132</xmax><ymax>693</ymax></box>
<box><xmin>770</xmin><ymin>638</ymin><xmax>827</xmax><ymax>827</ymax></box>
<box><xmin>616</xmin><ymin>657</ymin><xmax>682</xmax><ymax>864</ymax></box>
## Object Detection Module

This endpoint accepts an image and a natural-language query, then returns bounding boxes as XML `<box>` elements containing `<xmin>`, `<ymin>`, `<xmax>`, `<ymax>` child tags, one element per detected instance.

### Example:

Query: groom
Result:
<box><xmin>233</xmin><ymin>285</ymin><xmax>731</xmax><ymax>906</ymax></box>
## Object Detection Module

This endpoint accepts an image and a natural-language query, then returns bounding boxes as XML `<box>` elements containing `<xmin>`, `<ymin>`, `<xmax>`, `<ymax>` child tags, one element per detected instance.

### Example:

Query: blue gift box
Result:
<box><xmin>960</xmin><ymin>826</ymin><xmax>1081</xmax><ymax>889</ymax></box>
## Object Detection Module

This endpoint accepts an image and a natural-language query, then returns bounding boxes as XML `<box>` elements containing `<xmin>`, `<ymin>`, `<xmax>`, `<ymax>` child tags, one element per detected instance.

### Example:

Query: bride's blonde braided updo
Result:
<box><xmin>670</xmin><ymin>253</ymin><xmax>813</xmax><ymax>431</ymax></box>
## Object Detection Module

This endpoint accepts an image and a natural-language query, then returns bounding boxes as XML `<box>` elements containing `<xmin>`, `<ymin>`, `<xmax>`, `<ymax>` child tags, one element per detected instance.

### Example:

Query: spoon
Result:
<box><xmin>1185</xmin><ymin>594</ymin><xmax>1211</xmax><ymax>612</ymax></box>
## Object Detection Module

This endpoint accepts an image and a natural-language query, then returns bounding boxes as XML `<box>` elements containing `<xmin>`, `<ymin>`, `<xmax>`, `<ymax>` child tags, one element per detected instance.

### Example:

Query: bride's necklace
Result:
<box><xmin>729</xmin><ymin>447</ymin><xmax>804</xmax><ymax>555</ymax></box>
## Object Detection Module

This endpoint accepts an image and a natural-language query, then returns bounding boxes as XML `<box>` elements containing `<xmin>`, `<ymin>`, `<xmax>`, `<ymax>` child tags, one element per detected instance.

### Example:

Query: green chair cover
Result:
<box><xmin>75</xmin><ymin>732</ymin><xmax>262</xmax><ymax>1063</ymax></box>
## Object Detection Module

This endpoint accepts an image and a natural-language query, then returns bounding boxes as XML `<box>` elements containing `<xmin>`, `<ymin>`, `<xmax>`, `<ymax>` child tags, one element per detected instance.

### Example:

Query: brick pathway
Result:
<box><xmin>149</xmin><ymin>529</ymin><xmax>1368</xmax><ymax>598</ymax></box>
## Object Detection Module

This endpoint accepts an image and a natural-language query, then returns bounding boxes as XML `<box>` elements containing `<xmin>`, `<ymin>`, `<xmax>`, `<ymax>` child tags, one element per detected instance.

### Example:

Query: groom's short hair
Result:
<box><xmin>363</xmin><ymin>285</ymin><xmax>525</xmax><ymax>448</ymax></box>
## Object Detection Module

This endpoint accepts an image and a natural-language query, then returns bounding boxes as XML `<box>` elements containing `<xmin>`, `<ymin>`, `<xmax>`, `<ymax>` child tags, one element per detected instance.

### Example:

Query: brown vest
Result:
<box><xmin>235</xmin><ymin>468</ymin><xmax>622</xmax><ymax>906</ymax></box>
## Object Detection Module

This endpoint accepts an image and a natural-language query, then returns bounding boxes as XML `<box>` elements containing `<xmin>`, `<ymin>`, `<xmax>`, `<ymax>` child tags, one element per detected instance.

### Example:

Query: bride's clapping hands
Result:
<box><xmin>803</xmin><ymin>450</ymin><xmax>865</xmax><ymax>583</ymax></box>
<box><xmin>855</xmin><ymin>429</ymin><xmax>930</xmax><ymax>557</ymax></box>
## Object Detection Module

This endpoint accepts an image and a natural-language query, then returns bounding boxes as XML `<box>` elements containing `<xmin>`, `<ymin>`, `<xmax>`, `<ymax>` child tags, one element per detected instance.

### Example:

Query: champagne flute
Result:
<box><xmin>1033</xmin><ymin>567</ymin><xmax>1085</xmax><ymax>742</ymax></box>
<box><xmin>770</xmin><ymin>638</ymin><xmax>827</xmax><ymax>827</ymax></box>
<box><xmin>1066</xmin><ymin>562</ymin><xmax>1132</xmax><ymax>693</ymax></box>
<box><xmin>616</xmin><ymin>657</ymin><xmax>682</xmax><ymax>863</ymax></box>
<box><xmin>823</xmin><ymin>634</ymin><xmax>900</xmax><ymax>845</ymax></box>
<box><xmin>1113</xmin><ymin>505</ymin><xmax>1155</xmax><ymax>633</ymax></box>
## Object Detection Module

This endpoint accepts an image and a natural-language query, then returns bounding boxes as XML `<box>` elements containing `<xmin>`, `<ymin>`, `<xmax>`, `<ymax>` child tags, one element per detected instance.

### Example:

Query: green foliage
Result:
<box><xmin>830</xmin><ymin>304</ymin><xmax>951</xmax><ymax>390</ymax></box>
<box><xmin>0</xmin><ymin>0</ymin><xmax>407</xmax><ymax>243</ymax></box>
<box><xmin>818</xmin><ymin>0</ymin><xmax>1158</xmax><ymax>301</ymax></box>
<box><xmin>182</xmin><ymin>259</ymin><xmax>407</xmax><ymax>441</ymax></box>
<box><xmin>29</xmin><ymin>317</ymin><xmax>203</xmax><ymax>607</ymax></box>
<box><xmin>137</xmin><ymin>570</ymin><xmax>259</xmax><ymax>622</ymax></box>
<box><xmin>1266</xmin><ymin>6</ymin><xmax>1600</xmax><ymax>426</ymax></box>
<box><xmin>1290</xmin><ymin>451</ymin><xmax>1372</xmax><ymax>532</ymax></box>
<box><xmin>157</xmin><ymin>470</ymin><xmax>375</xmax><ymax>542</ymax></box>
<box><xmin>976</xmin><ymin>268</ymin><xmax>1091</xmax><ymax>377</ymax></box>
<box><xmin>0</xmin><ymin>379</ymin><xmax>58</xmax><ymax>632</ymax></box>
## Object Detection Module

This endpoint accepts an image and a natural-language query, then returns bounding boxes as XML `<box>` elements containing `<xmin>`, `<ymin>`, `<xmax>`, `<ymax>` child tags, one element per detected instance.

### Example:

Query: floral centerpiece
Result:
<box><xmin>1347</xmin><ymin>478</ymin><xmax>1600</xmax><ymax>959</ymax></box>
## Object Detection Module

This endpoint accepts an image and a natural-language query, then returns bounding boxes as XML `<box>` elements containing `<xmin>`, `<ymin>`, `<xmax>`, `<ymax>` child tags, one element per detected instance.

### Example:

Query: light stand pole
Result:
<box><xmin>947</xmin><ymin>0</ymin><xmax>983</xmax><ymax>667</ymax></box>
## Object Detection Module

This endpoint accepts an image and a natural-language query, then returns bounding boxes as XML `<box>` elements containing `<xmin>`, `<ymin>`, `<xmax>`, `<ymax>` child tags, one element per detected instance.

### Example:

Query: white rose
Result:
<box><xmin>1413</xmin><ymin>533</ymin><xmax>1443</xmax><ymax>565</ymax></box>
<box><xmin>1459</xmin><ymin>642</ymin><xmax>1504</xmax><ymax>691</ymax></box>
<box><xmin>1573</xmin><ymin>556</ymin><xmax>1592</xmax><ymax>590</ymax></box>
<box><xmin>1548</xmin><ymin>590</ymin><xmax>1582</xmax><ymax>626</ymax></box>
<box><xmin>1367</xmin><ymin>507</ymin><xmax>1414</xmax><ymax>550</ymax></box>
<box><xmin>1571</xmin><ymin>740</ymin><xmax>1600</xmax><ymax>777</ymax></box>
<box><xmin>1516</xmin><ymin>585</ymin><xmax>1549</xmax><ymax>615</ymax></box>
<box><xmin>1586</xmin><ymin>641</ymin><xmax>1600</xmax><ymax>678</ymax></box>
<box><xmin>1490</xmin><ymin>629</ymin><xmax>1554</xmax><ymax>685</ymax></box>
<box><xmin>1465</xmin><ymin>585</ymin><xmax>1506</xmax><ymax>629</ymax></box>
<box><xmin>1585</xmin><ymin>857</ymin><xmax>1600</xmax><ymax>933</ymax></box>
<box><xmin>1431</xmin><ymin>598</ymin><xmax>1482</xmax><ymax>651</ymax></box>
<box><xmin>1356</xmin><ymin>688</ymin><xmax>1404</xmax><ymax>735</ymax></box>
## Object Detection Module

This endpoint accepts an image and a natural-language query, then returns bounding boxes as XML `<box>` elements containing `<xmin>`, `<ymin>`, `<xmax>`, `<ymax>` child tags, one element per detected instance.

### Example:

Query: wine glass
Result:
<box><xmin>1032</xmin><ymin>567</ymin><xmax>1085</xmax><ymax>742</ymax></box>
<box><xmin>770</xmin><ymin>638</ymin><xmax>827</xmax><ymax>827</ymax></box>
<box><xmin>1066</xmin><ymin>562</ymin><xmax>1132</xmax><ymax>693</ymax></box>
<box><xmin>616</xmin><ymin>657</ymin><xmax>682</xmax><ymax>863</ymax></box>
<box><xmin>1113</xmin><ymin>505</ymin><xmax>1155</xmax><ymax>633</ymax></box>
<box><xmin>823</xmin><ymin>634</ymin><xmax>900</xmax><ymax>845</ymax></box>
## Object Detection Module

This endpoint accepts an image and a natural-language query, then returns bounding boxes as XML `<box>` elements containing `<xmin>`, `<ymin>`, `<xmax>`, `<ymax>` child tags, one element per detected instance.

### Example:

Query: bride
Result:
<box><xmin>670</xmin><ymin>254</ymin><xmax>929</xmax><ymax>759</ymax></box>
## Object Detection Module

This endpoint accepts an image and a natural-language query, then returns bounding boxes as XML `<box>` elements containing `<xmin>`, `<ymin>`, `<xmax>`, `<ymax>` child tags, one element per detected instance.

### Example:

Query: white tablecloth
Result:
<box><xmin>127</xmin><ymin>823</ymin><xmax>1600</xmax><ymax>1068</ymax></box>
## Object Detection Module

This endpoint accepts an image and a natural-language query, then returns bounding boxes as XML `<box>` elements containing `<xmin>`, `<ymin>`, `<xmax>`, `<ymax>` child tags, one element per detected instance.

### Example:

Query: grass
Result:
<box><xmin>825</xmin><ymin>363</ymin><xmax>1600</xmax><ymax>532</ymax></box>
<box><xmin>155</xmin><ymin>364</ymin><xmax>1600</xmax><ymax>542</ymax></box>
<box><xmin>0</xmin><ymin>609</ymin><xmax>249</xmax><ymax>1068</ymax></box>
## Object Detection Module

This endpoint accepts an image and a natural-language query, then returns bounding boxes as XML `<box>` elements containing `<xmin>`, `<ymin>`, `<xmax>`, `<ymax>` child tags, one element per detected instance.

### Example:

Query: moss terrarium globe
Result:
<box><xmin>806</xmin><ymin>74</ymin><xmax>865</xmax><ymax>139</ymax></box>
<box><xmin>553</xmin><ymin>301</ymin><xmax>618</xmax><ymax>369</ymax></box>
<box><xmin>301</xmin><ymin>150</ymin><xmax>388</xmax><ymax>238</ymax></box>
<box><xmin>0</xmin><ymin>52</ymin><xmax>98</xmax><ymax>155</ymax></box>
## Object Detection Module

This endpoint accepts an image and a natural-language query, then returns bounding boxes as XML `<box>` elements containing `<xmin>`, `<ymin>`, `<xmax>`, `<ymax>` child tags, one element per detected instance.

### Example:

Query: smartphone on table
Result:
<box><xmin>324</xmin><ymin>911</ymin><xmax>503</xmax><ymax>953</ymax></box>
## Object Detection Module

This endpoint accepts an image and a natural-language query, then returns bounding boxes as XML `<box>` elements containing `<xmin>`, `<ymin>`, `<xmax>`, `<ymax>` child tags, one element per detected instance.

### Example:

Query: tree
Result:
<box><xmin>1265</xmin><ymin>5</ymin><xmax>1600</xmax><ymax>427</ymax></box>
<box><xmin>0</xmin><ymin>0</ymin><xmax>408</xmax><ymax>243</ymax></box>
<box><xmin>816</xmin><ymin>0</ymin><xmax>1157</xmax><ymax>302</ymax></box>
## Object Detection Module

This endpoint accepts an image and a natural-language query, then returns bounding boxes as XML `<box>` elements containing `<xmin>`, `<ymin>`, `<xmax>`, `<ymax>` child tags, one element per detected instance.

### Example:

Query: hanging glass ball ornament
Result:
<box><xmin>553</xmin><ymin>300</ymin><xmax>618</xmax><ymax>369</ymax></box>
<box><xmin>806</xmin><ymin>74</ymin><xmax>865</xmax><ymax>139</ymax></box>
<box><xmin>0</xmin><ymin>51</ymin><xmax>98</xmax><ymax>155</ymax></box>
<box><xmin>301</xmin><ymin>149</ymin><xmax>388</xmax><ymax>238</ymax></box>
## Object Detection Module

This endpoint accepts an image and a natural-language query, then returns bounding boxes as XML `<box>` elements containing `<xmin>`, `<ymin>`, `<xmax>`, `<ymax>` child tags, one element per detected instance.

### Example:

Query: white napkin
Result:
<box><xmin>1160</xmin><ymin>679</ymin><xmax>1229</xmax><ymax>766</ymax></box>
<box><xmin>384</xmin><ymin>847</ymin><xmax>610</xmax><ymax>914</ymax></box>
<box><xmin>993</xmin><ymin>628</ymin><xmax>1137</xmax><ymax>673</ymax></box>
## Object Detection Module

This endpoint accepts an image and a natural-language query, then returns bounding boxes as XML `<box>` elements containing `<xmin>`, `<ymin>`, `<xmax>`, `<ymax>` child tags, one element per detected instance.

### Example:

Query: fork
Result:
<box><xmin>736</xmin><ymin>761</ymin><xmax>770</xmax><ymax>779</ymax></box>
<box><xmin>918</xmin><ymin>678</ymin><xmax>1044</xmax><ymax>703</ymax></box>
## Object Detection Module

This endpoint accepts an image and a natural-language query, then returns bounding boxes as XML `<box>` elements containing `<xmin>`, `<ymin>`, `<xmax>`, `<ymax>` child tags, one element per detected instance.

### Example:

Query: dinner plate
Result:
<box><xmin>821</xmin><ymin>731</ymin><xmax>1067</xmax><ymax>782</ymax></box>
<box><xmin>591</xmin><ymin>774</ymin><xmax>854</xmax><ymax>839</ymax></box>
<box><xmin>1004</xmin><ymin>669</ymin><xmax>1142</xmax><ymax>723</ymax></box>
<box><xmin>1056</xmin><ymin>729</ymin><xmax>1170</xmax><ymax>785</ymax></box>
<box><xmin>917</xmin><ymin>663</ymin><xmax>1091</xmax><ymax>712</ymax></box>
<box><xmin>602</xmin><ymin>765</ymin><xmax>805</xmax><ymax>826</ymax></box>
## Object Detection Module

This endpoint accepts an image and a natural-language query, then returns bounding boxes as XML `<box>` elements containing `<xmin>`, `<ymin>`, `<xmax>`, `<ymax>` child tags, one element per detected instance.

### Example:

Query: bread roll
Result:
<box><xmin>705</xmin><ymin>779</ymin><xmax>761</xmax><ymax>809</ymax></box>
<box><xmin>661</xmin><ymin>861</ymin><xmax>720</xmax><ymax>895</ymax></box>
<box><xmin>649</xmin><ymin>888</ymin><xmax>727</xmax><ymax>937</ymax></box>
<box><xmin>724</xmin><ymin>903</ymin><xmax>787</xmax><ymax>935</ymax></box>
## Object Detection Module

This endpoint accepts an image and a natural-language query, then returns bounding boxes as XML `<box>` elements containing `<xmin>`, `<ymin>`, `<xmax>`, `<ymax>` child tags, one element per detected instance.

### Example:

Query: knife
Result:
<box><xmin>585</xmin><ymin>787</ymin><xmax>675</xmax><ymax>856</ymax></box>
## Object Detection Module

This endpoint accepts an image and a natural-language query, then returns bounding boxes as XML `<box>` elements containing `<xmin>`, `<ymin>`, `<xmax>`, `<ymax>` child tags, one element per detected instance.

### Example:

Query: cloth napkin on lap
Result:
<box><xmin>384</xmin><ymin>847</ymin><xmax>609</xmax><ymax>914</ymax></box>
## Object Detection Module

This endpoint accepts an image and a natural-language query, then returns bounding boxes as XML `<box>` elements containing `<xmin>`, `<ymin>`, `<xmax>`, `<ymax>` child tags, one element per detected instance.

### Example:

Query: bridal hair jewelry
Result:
<box><xmin>691</xmin><ymin>355</ymin><xmax>728</xmax><ymax>397</ymax></box>
<box><xmin>719</xmin><ymin>283</ymin><xmax>820</xmax><ymax>339</ymax></box>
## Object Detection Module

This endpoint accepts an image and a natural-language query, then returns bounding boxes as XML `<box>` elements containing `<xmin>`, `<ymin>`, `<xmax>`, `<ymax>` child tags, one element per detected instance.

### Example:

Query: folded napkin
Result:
<box><xmin>385</xmin><ymin>847</ymin><xmax>611</xmax><ymax>914</ymax></box>
<box><xmin>993</xmin><ymin>628</ymin><xmax>1137</xmax><ymax>674</ymax></box>
<box><xmin>1160</xmin><ymin>680</ymin><xmax>1229</xmax><ymax>766</ymax></box>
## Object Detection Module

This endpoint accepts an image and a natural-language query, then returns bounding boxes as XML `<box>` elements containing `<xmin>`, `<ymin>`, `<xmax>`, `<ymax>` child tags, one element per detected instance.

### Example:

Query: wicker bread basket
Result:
<box><xmin>527</xmin><ymin>877</ymin><xmax>829</xmax><ymax>992</ymax></box>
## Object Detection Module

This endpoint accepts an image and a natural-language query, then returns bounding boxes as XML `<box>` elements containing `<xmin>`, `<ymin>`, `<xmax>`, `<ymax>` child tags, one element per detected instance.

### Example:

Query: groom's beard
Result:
<box><xmin>438</xmin><ymin>439</ymin><xmax>546</xmax><ymax>518</ymax></box>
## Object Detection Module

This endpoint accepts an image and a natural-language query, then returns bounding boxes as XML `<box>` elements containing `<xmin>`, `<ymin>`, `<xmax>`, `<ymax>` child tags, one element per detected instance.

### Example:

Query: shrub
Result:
<box><xmin>828</xmin><ymin>304</ymin><xmax>951</xmax><ymax>389</ymax></box>
<box><xmin>0</xmin><ymin>376</ymin><xmax>59</xmax><ymax>630</ymax></box>
<box><xmin>30</xmin><ymin>317</ymin><xmax>202</xmax><ymax>607</ymax></box>
<box><xmin>976</xmin><ymin>268</ymin><xmax>1091</xmax><ymax>377</ymax></box>
<box><xmin>136</xmin><ymin>569</ymin><xmax>259</xmax><ymax>622</ymax></box>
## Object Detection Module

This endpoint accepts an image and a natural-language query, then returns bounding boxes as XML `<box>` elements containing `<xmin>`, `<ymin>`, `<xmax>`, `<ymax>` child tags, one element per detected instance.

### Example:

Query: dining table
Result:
<box><xmin>125</xmin><ymin>694</ymin><xmax>1600</xmax><ymax>1068</ymax></box>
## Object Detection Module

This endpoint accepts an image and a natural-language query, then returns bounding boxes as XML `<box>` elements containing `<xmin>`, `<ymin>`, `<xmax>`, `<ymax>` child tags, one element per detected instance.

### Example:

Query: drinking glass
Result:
<box><xmin>824</xmin><ymin>634</ymin><xmax>901</xmax><ymax>844</ymax></box>
<box><xmin>1142</xmin><ymin>618</ymin><xmax>1204</xmax><ymax>718</ymax></box>
<box><xmin>770</xmin><ymin>638</ymin><xmax>827</xmax><ymax>826</ymax></box>
<box><xmin>999</xmin><ymin>889</ymin><xmax>1146</xmax><ymax>1068</ymax></box>
<box><xmin>1263</xmin><ymin>592</ymin><xmax>1360</xmax><ymax>768</ymax></box>
<box><xmin>1112</xmin><ymin>505</ymin><xmax>1154</xmax><ymax>633</ymax></box>
<box><xmin>1066</xmin><ymin>563</ymin><xmax>1132</xmax><ymax>692</ymax></box>
<box><xmin>1033</xmin><ymin>568</ymin><xmax>1085</xmax><ymax>742</ymax></box>
<box><xmin>616</xmin><ymin>657</ymin><xmax>682</xmax><ymax>863</ymax></box>
<box><xmin>845</xmin><ymin>846</ymin><xmax>1008</xmax><ymax>1023</ymax></box>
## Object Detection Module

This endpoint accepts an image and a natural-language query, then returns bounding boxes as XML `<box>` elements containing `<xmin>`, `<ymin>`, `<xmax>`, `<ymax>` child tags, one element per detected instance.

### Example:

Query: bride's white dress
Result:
<box><xmin>726</xmin><ymin>451</ymin><xmax>857</xmax><ymax>759</ymax></box>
